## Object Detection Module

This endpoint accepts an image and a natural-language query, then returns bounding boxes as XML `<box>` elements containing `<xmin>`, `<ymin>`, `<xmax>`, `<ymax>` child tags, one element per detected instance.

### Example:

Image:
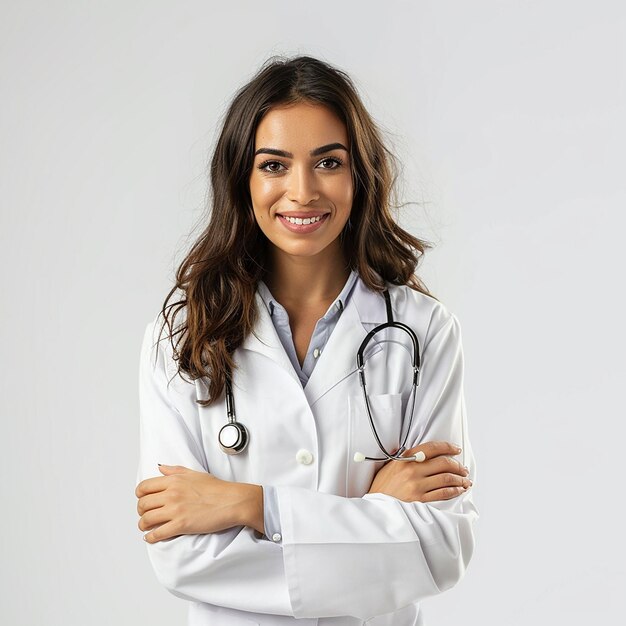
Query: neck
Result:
<box><xmin>264</xmin><ymin>244</ymin><xmax>351</xmax><ymax>307</ymax></box>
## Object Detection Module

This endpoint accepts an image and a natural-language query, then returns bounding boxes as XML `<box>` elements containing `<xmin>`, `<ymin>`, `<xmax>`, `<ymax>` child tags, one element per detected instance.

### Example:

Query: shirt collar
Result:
<box><xmin>257</xmin><ymin>269</ymin><xmax>359</xmax><ymax>319</ymax></box>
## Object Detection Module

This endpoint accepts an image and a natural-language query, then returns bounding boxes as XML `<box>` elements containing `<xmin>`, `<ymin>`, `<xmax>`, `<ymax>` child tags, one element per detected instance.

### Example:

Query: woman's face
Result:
<box><xmin>249</xmin><ymin>101</ymin><xmax>353</xmax><ymax>263</ymax></box>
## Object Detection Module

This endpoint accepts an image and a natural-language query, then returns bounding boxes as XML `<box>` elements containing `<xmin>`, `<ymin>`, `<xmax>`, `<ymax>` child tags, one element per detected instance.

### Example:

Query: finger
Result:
<box><xmin>422</xmin><ymin>455</ymin><xmax>470</xmax><ymax>478</ymax></box>
<box><xmin>404</xmin><ymin>441</ymin><xmax>462</xmax><ymax>462</ymax></box>
<box><xmin>420</xmin><ymin>485</ymin><xmax>469</xmax><ymax>503</ymax></box>
<box><xmin>137</xmin><ymin>492</ymin><xmax>167</xmax><ymax>516</ymax></box>
<box><xmin>143</xmin><ymin>519</ymin><xmax>181</xmax><ymax>544</ymax></box>
<box><xmin>158</xmin><ymin>464</ymin><xmax>189</xmax><ymax>475</ymax></box>
<box><xmin>138</xmin><ymin>506</ymin><xmax>171</xmax><ymax>533</ymax></box>
<box><xmin>421</xmin><ymin>472</ymin><xmax>472</xmax><ymax>495</ymax></box>
<box><xmin>135</xmin><ymin>476</ymin><xmax>170</xmax><ymax>498</ymax></box>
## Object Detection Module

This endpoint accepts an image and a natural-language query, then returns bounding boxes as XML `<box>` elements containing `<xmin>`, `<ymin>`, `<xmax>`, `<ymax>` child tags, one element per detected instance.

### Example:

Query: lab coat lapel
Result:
<box><xmin>240</xmin><ymin>291</ymin><xmax>301</xmax><ymax>385</ymax></box>
<box><xmin>240</xmin><ymin>277</ymin><xmax>389</xmax><ymax>401</ymax></box>
<box><xmin>303</xmin><ymin>277</ymin><xmax>388</xmax><ymax>407</ymax></box>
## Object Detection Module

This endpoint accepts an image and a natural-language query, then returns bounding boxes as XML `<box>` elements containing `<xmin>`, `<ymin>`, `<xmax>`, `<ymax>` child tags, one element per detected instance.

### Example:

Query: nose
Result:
<box><xmin>286</xmin><ymin>164</ymin><xmax>320</xmax><ymax>205</ymax></box>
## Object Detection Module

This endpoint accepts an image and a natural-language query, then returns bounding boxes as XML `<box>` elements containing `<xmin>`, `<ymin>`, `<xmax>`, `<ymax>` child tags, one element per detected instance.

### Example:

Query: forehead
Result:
<box><xmin>254</xmin><ymin>102</ymin><xmax>348</xmax><ymax>148</ymax></box>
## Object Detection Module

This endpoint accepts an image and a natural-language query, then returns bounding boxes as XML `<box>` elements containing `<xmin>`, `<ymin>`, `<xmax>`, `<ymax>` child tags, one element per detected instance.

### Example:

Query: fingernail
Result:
<box><xmin>158</xmin><ymin>463</ymin><xmax>162</xmax><ymax>466</ymax></box>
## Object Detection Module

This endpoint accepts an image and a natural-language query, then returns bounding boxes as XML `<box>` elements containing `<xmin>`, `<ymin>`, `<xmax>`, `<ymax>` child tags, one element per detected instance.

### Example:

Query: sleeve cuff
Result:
<box><xmin>262</xmin><ymin>484</ymin><xmax>283</xmax><ymax>544</ymax></box>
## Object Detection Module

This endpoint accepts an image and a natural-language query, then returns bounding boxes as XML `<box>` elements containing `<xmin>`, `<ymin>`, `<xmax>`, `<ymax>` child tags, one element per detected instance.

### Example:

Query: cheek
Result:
<box><xmin>333</xmin><ymin>174</ymin><xmax>353</xmax><ymax>206</ymax></box>
<box><xmin>251</xmin><ymin>192</ymin><xmax>281</xmax><ymax>226</ymax></box>
<box><xmin>252</xmin><ymin>205</ymin><xmax>269</xmax><ymax>225</ymax></box>
<box><xmin>250</xmin><ymin>174</ymin><xmax>280</xmax><ymax>201</ymax></box>
<box><xmin>337</xmin><ymin>189</ymin><xmax>354</xmax><ymax>218</ymax></box>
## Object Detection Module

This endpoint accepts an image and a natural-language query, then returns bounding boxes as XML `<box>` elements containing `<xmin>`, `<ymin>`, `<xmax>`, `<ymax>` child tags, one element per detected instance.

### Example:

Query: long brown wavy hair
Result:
<box><xmin>156</xmin><ymin>54</ymin><xmax>435</xmax><ymax>406</ymax></box>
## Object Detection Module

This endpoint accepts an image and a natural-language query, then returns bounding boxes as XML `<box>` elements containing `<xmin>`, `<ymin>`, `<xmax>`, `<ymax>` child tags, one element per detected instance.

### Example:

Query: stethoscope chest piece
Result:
<box><xmin>218</xmin><ymin>421</ymin><xmax>249</xmax><ymax>455</ymax></box>
<box><xmin>219</xmin><ymin>372</ymin><xmax>250</xmax><ymax>454</ymax></box>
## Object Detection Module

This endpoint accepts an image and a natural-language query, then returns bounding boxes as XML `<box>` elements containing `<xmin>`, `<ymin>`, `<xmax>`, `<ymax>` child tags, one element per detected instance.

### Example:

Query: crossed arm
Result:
<box><xmin>135</xmin><ymin>440</ymin><xmax>472</xmax><ymax>544</ymax></box>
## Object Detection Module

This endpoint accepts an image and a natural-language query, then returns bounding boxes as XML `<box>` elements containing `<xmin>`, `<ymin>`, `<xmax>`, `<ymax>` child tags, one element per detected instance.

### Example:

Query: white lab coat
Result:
<box><xmin>136</xmin><ymin>275</ymin><xmax>479</xmax><ymax>626</ymax></box>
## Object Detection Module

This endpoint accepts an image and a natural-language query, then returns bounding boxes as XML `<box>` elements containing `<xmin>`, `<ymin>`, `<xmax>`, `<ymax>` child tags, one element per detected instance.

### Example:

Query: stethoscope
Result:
<box><xmin>218</xmin><ymin>289</ymin><xmax>424</xmax><ymax>463</ymax></box>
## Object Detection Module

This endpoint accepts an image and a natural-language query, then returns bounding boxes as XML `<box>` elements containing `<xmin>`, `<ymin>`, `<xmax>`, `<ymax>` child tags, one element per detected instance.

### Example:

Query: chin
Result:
<box><xmin>281</xmin><ymin>246</ymin><xmax>327</xmax><ymax>258</ymax></box>
<box><xmin>269</xmin><ymin>238</ymin><xmax>330</xmax><ymax>258</ymax></box>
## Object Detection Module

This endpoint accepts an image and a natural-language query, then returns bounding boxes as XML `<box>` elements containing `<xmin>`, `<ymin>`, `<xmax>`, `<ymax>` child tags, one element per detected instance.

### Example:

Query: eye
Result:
<box><xmin>318</xmin><ymin>156</ymin><xmax>344</xmax><ymax>170</ymax></box>
<box><xmin>257</xmin><ymin>160</ymin><xmax>286</xmax><ymax>173</ymax></box>
<box><xmin>256</xmin><ymin>156</ymin><xmax>345</xmax><ymax>174</ymax></box>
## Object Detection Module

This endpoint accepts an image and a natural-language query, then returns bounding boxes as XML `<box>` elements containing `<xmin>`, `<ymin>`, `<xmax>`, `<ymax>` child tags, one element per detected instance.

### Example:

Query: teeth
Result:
<box><xmin>283</xmin><ymin>214</ymin><xmax>324</xmax><ymax>225</ymax></box>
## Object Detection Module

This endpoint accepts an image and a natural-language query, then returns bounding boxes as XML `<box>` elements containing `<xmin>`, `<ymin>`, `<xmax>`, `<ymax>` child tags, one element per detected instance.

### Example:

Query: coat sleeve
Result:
<box><xmin>136</xmin><ymin>320</ymin><xmax>294</xmax><ymax>616</ymax></box>
<box><xmin>273</xmin><ymin>310</ymin><xmax>480</xmax><ymax>620</ymax></box>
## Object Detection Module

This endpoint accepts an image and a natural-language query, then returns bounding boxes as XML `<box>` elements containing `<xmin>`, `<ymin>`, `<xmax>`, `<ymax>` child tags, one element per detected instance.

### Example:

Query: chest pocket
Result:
<box><xmin>346</xmin><ymin>392</ymin><xmax>404</xmax><ymax>497</ymax></box>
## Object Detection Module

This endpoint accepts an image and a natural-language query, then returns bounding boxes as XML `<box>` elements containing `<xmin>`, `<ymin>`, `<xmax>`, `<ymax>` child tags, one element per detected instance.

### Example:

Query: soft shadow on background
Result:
<box><xmin>1</xmin><ymin>1</ymin><xmax>624</xmax><ymax>624</ymax></box>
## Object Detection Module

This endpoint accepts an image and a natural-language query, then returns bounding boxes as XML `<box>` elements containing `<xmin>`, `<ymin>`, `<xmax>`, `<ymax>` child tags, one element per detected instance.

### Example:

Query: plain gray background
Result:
<box><xmin>1</xmin><ymin>1</ymin><xmax>624</xmax><ymax>624</ymax></box>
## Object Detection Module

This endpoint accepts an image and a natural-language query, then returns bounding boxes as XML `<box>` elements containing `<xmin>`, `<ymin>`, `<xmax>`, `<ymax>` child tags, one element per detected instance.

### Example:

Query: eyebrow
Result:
<box><xmin>254</xmin><ymin>142</ymin><xmax>349</xmax><ymax>158</ymax></box>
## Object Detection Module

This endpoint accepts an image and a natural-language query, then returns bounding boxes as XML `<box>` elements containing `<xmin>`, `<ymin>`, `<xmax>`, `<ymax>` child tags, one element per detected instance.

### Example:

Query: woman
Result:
<box><xmin>135</xmin><ymin>55</ymin><xmax>478</xmax><ymax>626</ymax></box>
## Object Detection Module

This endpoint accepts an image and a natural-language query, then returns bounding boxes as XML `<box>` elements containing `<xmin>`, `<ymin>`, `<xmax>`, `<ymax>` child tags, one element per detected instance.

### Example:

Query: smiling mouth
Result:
<box><xmin>277</xmin><ymin>214</ymin><xmax>327</xmax><ymax>225</ymax></box>
<box><xmin>276</xmin><ymin>212</ymin><xmax>330</xmax><ymax>233</ymax></box>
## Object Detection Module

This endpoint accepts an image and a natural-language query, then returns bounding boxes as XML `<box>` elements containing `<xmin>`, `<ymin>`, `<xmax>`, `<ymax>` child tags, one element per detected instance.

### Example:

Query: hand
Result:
<box><xmin>367</xmin><ymin>441</ymin><xmax>472</xmax><ymax>503</ymax></box>
<box><xmin>135</xmin><ymin>465</ymin><xmax>264</xmax><ymax>543</ymax></box>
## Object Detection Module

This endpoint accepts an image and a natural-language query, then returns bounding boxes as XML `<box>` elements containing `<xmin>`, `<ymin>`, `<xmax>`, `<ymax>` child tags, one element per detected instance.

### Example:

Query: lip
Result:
<box><xmin>276</xmin><ymin>211</ymin><xmax>330</xmax><ymax>218</ymax></box>
<box><xmin>277</xmin><ymin>212</ymin><xmax>329</xmax><ymax>234</ymax></box>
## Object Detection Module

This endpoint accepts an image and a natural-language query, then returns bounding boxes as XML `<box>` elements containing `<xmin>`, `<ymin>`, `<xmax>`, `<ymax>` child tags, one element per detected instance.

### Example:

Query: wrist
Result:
<box><xmin>238</xmin><ymin>483</ymin><xmax>265</xmax><ymax>535</ymax></box>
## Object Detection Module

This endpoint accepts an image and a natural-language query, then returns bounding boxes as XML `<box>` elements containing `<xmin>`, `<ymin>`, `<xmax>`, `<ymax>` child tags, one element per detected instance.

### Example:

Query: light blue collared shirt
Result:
<box><xmin>256</xmin><ymin>269</ymin><xmax>359</xmax><ymax>387</ymax></box>
<box><xmin>256</xmin><ymin>269</ymin><xmax>359</xmax><ymax>544</ymax></box>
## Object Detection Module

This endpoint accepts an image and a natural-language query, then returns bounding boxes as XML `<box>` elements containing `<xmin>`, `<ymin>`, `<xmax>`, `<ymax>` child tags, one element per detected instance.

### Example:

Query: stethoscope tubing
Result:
<box><xmin>355</xmin><ymin>292</ymin><xmax>422</xmax><ymax>462</ymax></box>
<box><xmin>218</xmin><ymin>287</ymin><xmax>422</xmax><ymax>462</ymax></box>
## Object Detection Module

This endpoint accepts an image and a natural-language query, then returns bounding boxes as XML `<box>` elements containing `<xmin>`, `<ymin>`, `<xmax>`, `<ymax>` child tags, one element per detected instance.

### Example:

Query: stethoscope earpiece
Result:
<box><xmin>354</xmin><ymin>449</ymin><xmax>425</xmax><ymax>463</ymax></box>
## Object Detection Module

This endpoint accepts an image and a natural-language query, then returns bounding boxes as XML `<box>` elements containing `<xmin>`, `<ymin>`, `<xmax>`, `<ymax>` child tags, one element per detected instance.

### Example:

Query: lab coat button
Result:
<box><xmin>313</xmin><ymin>348</ymin><xmax>320</xmax><ymax>359</ymax></box>
<box><xmin>272</xmin><ymin>533</ymin><xmax>282</xmax><ymax>542</ymax></box>
<box><xmin>296</xmin><ymin>449</ymin><xmax>314</xmax><ymax>465</ymax></box>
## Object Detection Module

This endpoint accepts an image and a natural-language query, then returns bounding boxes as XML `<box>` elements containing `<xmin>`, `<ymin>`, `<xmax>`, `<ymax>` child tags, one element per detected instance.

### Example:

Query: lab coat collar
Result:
<box><xmin>241</xmin><ymin>272</ymin><xmax>389</xmax><ymax>406</ymax></box>
<box><xmin>240</xmin><ymin>291</ymin><xmax>301</xmax><ymax>386</ymax></box>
